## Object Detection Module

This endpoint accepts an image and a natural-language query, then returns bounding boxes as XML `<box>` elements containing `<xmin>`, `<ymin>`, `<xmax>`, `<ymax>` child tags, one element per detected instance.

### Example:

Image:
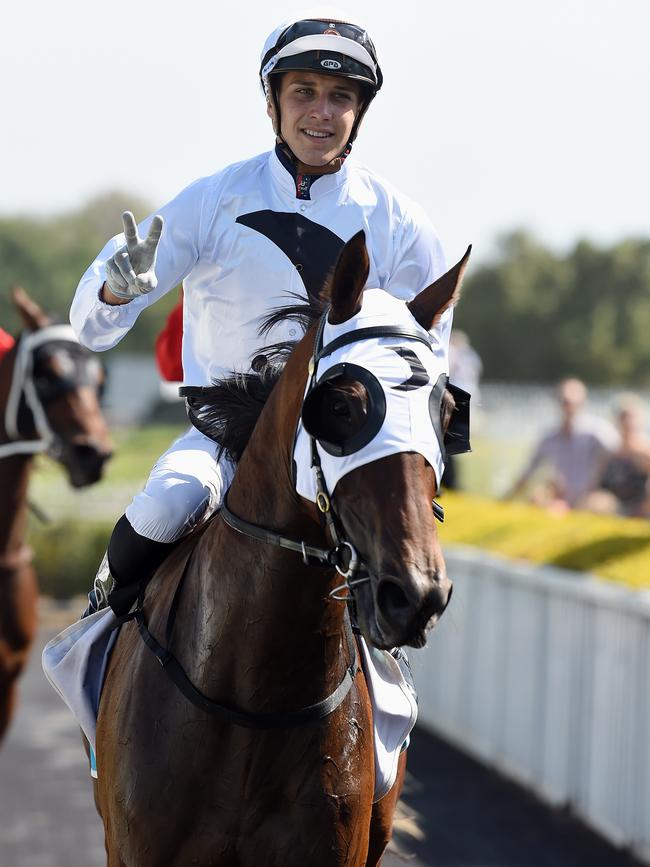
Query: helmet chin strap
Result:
<box><xmin>275</xmin><ymin>137</ymin><xmax>352</xmax><ymax>176</ymax></box>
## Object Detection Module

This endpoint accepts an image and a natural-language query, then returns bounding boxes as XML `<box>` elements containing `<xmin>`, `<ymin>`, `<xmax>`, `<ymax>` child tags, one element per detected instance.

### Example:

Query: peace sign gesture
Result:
<box><xmin>105</xmin><ymin>211</ymin><xmax>164</xmax><ymax>300</ymax></box>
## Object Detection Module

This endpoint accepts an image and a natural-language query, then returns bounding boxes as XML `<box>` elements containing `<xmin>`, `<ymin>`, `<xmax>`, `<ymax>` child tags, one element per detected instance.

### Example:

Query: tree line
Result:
<box><xmin>456</xmin><ymin>231</ymin><xmax>650</xmax><ymax>385</ymax></box>
<box><xmin>1</xmin><ymin>198</ymin><xmax>648</xmax><ymax>384</ymax></box>
<box><xmin>0</xmin><ymin>192</ymin><xmax>177</xmax><ymax>354</ymax></box>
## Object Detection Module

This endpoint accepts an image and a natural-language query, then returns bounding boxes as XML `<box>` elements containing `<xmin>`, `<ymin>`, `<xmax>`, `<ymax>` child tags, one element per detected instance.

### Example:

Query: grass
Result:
<box><xmin>30</xmin><ymin>423</ymin><xmax>188</xmax><ymax>520</ymax></box>
<box><xmin>451</xmin><ymin>435</ymin><xmax>529</xmax><ymax>497</ymax></box>
<box><xmin>29</xmin><ymin>423</ymin><xmax>187</xmax><ymax>597</ymax></box>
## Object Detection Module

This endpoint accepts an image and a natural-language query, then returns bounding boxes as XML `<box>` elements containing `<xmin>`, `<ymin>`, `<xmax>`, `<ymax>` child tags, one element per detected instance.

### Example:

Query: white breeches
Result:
<box><xmin>125</xmin><ymin>427</ymin><xmax>235</xmax><ymax>543</ymax></box>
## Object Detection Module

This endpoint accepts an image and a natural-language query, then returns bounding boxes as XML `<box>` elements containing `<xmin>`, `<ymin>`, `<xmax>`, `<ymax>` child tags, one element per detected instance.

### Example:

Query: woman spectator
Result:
<box><xmin>596</xmin><ymin>394</ymin><xmax>650</xmax><ymax>517</ymax></box>
<box><xmin>583</xmin><ymin>394</ymin><xmax>650</xmax><ymax>518</ymax></box>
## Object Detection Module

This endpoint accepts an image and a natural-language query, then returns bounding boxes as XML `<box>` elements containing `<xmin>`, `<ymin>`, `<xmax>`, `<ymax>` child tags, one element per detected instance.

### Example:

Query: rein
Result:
<box><xmin>0</xmin><ymin>324</ymin><xmax>81</xmax><ymax>460</ymax></box>
<box><xmin>128</xmin><ymin>544</ymin><xmax>360</xmax><ymax>729</ymax></box>
<box><xmin>220</xmin><ymin>495</ymin><xmax>359</xmax><ymax>575</ymax></box>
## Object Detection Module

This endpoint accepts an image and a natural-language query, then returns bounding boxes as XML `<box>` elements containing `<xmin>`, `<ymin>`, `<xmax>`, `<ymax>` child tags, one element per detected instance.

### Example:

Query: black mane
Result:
<box><xmin>186</xmin><ymin>293</ymin><xmax>325</xmax><ymax>462</ymax></box>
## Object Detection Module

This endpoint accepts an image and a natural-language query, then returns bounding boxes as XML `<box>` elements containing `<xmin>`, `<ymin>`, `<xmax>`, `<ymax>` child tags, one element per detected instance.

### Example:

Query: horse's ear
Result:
<box><xmin>327</xmin><ymin>230</ymin><xmax>369</xmax><ymax>325</ymax></box>
<box><xmin>408</xmin><ymin>245</ymin><xmax>472</xmax><ymax>331</ymax></box>
<box><xmin>12</xmin><ymin>286</ymin><xmax>51</xmax><ymax>331</ymax></box>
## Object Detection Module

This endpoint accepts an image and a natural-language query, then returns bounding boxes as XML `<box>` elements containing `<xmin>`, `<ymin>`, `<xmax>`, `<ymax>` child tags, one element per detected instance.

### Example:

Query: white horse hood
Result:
<box><xmin>294</xmin><ymin>289</ymin><xmax>448</xmax><ymax>503</ymax></box>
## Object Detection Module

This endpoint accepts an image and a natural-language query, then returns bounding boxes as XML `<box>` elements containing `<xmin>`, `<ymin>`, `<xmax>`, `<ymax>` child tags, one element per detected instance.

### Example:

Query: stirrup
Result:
<box><xmin>81</xmin><ymin>552</ymin><xmax>115</xmax><ymax>619</ymax></box>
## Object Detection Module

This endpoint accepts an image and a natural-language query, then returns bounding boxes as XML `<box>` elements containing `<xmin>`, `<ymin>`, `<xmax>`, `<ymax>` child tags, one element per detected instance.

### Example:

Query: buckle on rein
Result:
<box><xmin>329</xmin><ymin>541</ymin><xmax>366</xmax><ymax>601</ymax></box>
<box><xmin>312</xmin><ymin>475</ymin><xmax>367</xmax><ymax>601</ymax></box>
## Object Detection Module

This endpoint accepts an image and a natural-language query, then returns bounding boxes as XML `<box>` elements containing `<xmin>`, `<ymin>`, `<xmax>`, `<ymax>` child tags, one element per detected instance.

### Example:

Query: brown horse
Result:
<box><xmin>95</xmin><ymin>233</ymin><xmax>469</xmax><ymax>866</ymax></box>
<box><xmin>0</xmin><ymin>288</ymin><xmax>112</xmax><ymax>742</ymax></box>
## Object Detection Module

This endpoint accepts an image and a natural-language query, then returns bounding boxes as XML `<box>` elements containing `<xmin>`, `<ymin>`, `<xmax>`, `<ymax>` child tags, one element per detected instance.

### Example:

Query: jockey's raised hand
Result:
<box><xmin>104</xmin><ymin>211</ymin><xmax>164</xmax><ymax>301</ymax></box>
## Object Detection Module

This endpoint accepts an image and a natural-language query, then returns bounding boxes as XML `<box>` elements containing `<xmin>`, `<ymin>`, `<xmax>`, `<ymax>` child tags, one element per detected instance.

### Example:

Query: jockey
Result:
<box><xmin>71</xmin><ymin>10</ymin><xmax>452</xmax><ymax>616</ymax></box>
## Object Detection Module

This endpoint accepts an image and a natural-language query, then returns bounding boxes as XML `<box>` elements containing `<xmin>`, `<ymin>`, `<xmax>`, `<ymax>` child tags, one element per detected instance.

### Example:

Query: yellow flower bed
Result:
<box><xmin>439</xmin><ymin>493</ymin><xmax>650</xmax><ymax>590</ymax></box>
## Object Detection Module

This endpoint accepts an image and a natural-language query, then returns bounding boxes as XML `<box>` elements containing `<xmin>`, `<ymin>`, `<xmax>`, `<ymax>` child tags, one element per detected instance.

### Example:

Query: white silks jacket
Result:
<box><xmin>70</xmin><ymin>147</ymin><xmax>451</xmax><ymax>384</ymax></box>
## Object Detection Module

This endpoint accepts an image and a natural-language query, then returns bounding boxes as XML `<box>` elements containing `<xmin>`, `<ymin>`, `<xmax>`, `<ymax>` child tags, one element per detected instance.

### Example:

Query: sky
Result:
<box><xmin>2</xmin><ymin>0</ymin><xmax>649</xmax><ymax>263</ymax></box>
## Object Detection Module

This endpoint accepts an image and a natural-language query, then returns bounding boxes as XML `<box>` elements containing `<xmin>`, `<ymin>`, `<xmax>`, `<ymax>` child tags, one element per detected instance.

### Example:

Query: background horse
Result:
<box><xmin>95</xmin><ymin>233</ymin><xmax>469</xmax><ymax>866</ymax></box>
<box><xmin>0</xmin><ymin>287</ymin><xmax>112</xmax><ymax>742</ymax></box>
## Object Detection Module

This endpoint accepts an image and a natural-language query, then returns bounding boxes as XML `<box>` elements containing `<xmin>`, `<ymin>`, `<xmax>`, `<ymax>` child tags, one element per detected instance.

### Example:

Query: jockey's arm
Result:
<box><xmin>382</xmin><ymin>202</ymin><xmax>451</xmax><ymax>363</ymax></box>
<box><xmin>70</xmin><ymin>179</ymin><xmax>205</xmax><ymax>352</ymax></box>
<box><xmin>100</xmin><ymin>283</ymin><xmax>131</xmax><ymax>306</ymax></box>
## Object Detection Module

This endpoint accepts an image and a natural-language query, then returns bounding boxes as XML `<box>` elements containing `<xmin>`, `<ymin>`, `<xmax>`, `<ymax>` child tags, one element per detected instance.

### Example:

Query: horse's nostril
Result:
<box><xmin>377</xmin><ymin>580</ymin><xmax>410</xmax><ymax>617</ymax></box>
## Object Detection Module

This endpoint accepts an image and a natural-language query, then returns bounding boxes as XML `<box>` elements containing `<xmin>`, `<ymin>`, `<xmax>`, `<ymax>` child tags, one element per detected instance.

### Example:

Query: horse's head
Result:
<box><xmin>293</xmin><ymin>232</ymin><xmax>471</xmax><ymax>650</ymax></box>
<box><xmin>2</xmin><ymin>288</ymin><xmax>113</xmax><ymax>487</ymax></box>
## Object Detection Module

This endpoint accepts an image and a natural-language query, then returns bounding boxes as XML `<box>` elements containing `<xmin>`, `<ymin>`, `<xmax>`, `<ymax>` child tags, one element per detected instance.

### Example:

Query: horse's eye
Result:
<box><xmin>331</xmin><ymin>396</ymin><xmax>352</xmax><ymax>419</ymax></box>
<box><xmin>302</xmin><ymin>377</ymin><xmax>368</xmax><ymax>447</ymax></box>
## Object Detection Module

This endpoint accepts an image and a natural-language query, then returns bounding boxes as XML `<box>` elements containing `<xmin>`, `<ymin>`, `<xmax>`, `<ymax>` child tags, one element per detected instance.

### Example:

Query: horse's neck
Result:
<box><xmin>0</xmin><ymin>355</ymin><xmax>33</xmax><ymax>561</ymax></box>
<box><xmin>0</xmin><ymin>454</ymin><xmax>32</xmax><ymax>563</ymax></box>
<box><xmin>189</xmin><ymin>374</ymin><xmax>349</xmax><ymax>711</ymax></box>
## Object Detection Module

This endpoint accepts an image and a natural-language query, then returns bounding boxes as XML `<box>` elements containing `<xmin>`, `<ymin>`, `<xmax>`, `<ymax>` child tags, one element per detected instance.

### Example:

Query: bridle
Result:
<box><xmin>0</xmin><ymin>324</ymin><xmax>100</xmax><ymax>460</ymax></box>
<box><xmin>132</xmin><ymin>309</ymin><xmax>456</xmax><ymax>729</ymax></box>
<box><xmin>221</xmin><ymin>309</ymin><xmax>447</xmax><ymax>602</ymax></box>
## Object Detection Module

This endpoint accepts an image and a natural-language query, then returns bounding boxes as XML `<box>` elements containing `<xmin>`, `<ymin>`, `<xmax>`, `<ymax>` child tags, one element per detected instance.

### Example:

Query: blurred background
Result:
<box><xmin>1</xmin><ymin>1</ymin><xmax>649</xmax><ymax>865</ymax></box>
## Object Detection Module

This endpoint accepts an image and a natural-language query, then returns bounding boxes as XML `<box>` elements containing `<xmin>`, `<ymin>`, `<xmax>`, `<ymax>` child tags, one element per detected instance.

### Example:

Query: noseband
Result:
<box><xmin>0</xmin><ymin>325</ymin><xmax>100</xmax><ymax>460</ymax></box>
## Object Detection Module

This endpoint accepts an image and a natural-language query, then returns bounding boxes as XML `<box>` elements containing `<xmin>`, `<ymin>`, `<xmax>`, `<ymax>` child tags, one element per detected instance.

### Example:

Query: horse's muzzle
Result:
<box><xmin>61</xmin><ymin>441</ymin><xmax>113</xmax><ymax>488</ymax></box>
<box><xmin>359</xmin><ymin>569</ymin><xmax>453</xmax><ymax>650</ymax></box>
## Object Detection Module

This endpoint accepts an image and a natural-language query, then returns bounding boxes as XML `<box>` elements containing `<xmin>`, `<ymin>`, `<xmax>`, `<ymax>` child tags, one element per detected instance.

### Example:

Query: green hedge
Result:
<box><xmin>439</xmin><ymin>493</ymin><xmax>650</xmax><ymax>589</ymax></box>
<box><xmin>29</xmin><ymin>493</ymin><xmax>650</xmax><ymax>599</ymax></box>
<box><xmin>32</xmin><ymin>519</ymin><xmax>113</xmax><ymax>599</ymax></box>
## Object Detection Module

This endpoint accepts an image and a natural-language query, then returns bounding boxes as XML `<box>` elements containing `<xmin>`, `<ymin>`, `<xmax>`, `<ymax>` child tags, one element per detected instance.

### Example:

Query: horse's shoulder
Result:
<box><xmin>143</xmin><ymin>517</ymin><xmax>217</xmax><ymax>618</ymax></box>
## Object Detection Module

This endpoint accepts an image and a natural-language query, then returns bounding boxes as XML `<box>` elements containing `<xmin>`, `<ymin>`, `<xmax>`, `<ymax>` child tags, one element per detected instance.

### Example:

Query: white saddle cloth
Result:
<box><xmin>42</xmin><ymin>611</ymin><xmax>417</xmax><ymax>803</ymax></box>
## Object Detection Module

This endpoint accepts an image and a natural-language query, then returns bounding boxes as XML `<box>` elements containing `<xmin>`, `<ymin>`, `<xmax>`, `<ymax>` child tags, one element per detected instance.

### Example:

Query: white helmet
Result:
<box><xmin>260</xmin><ymin>12</ymin><xmax>383</xmax><ymax>143</ymax></box>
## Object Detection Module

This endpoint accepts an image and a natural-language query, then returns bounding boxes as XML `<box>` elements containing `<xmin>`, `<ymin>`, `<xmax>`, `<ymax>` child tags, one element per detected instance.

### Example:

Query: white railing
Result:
<box><xmin>412</xmin><ymin>546</ymin><xmax>650</xmax><ymax>863</ymax></box>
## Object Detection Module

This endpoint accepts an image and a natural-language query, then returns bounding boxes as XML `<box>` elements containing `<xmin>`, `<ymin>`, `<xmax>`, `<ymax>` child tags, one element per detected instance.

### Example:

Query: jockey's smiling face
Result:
<box><xmin>270</xmin><ymin>71</ymin><xmax>362</xmax><ymax>166</ymax></box>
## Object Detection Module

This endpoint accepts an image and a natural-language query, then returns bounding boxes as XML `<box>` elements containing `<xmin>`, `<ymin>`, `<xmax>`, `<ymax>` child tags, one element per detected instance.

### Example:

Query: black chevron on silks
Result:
<box><xmin>236</xmin><ymin>211</ymin><xmax>345</xmax><ymax>302</ymax></box>
<box><xmin>387</xmin><ymin>347</ymin><xmax>431</xmax><ymax>391</ymax></box>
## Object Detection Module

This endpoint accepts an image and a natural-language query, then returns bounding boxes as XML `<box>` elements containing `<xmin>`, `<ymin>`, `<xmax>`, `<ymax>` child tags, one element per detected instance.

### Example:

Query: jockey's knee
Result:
<box><xmin>126</xmin><ymin>478</ymin><xmax>216</xmax><ymax>544</ymax></box>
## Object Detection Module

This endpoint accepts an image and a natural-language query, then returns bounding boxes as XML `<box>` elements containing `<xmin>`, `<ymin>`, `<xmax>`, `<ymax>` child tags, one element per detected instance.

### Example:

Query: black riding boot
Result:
<box><xmin>82</xmin><ymin>515</ymin><xmax>180</xmax><ymax>618</ymax></box>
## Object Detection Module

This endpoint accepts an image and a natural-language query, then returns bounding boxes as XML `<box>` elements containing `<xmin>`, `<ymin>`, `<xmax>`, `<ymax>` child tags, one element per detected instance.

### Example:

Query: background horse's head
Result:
<box><xmin>293</xmin><ymin>233</ymin><xmax>471</xmax><ymax>650</ymax></box>
<box><xmin>0</xmin><ymin>287</ymin><xmax>112</xmax><ymax>486</ymax></box>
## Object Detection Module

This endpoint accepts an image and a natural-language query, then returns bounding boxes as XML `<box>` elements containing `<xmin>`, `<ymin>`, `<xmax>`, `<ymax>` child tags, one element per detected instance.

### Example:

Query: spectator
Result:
<box><xmin>584</xmin><ymin>394</ymin><xmax>650</xmax><ymax>517</ymax></box>
<box><xmin>155</xmin><ymin>290</ymin><xmax>184</xmax><ymax>383</ymax></box>
<box><xmin>449</xmin><ymin>329</ymin><xmax>482</xmax><ymax>405</ymax></box>
<box><xmin>507</xmin><ymin>377</ymin><xmax>617</xmax><ymax>510</ymax></box>
<box><xmin>442</xmin><ymin>329</ymin><xmax>482</xmax><ymax>490</ymax></box>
